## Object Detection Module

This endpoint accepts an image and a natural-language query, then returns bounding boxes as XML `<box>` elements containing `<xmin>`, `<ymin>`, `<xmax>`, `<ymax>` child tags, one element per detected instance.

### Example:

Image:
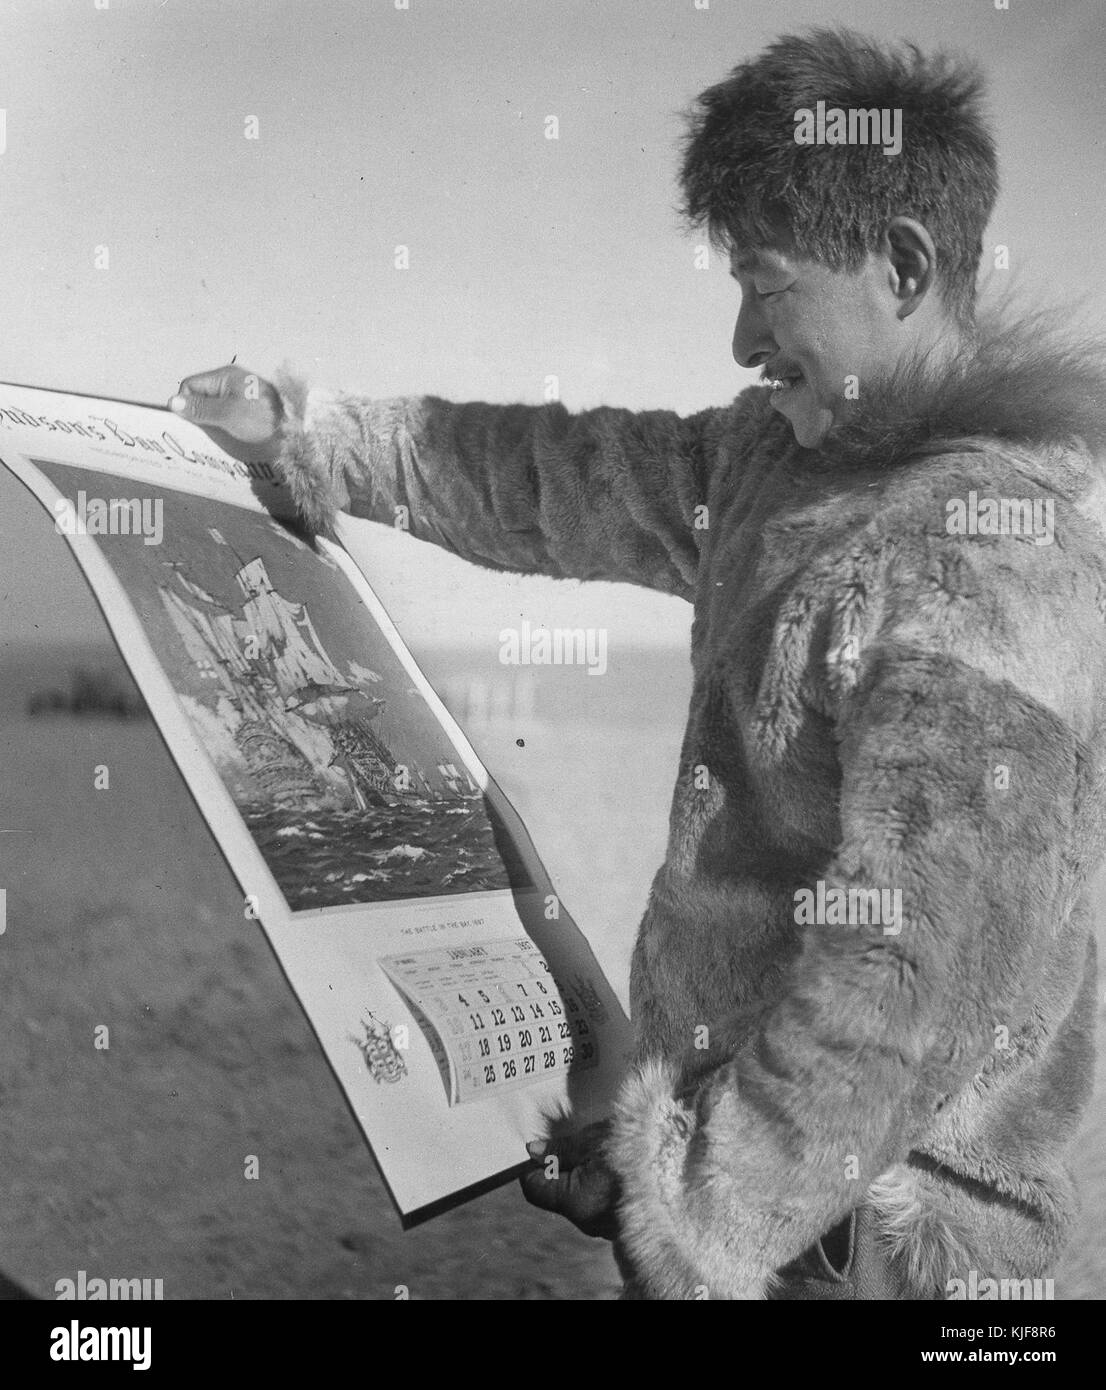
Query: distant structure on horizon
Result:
<box><xmin>26</xmin><ymin>665</ymin><xmax>147</xmax><ymax>720</ymax></box>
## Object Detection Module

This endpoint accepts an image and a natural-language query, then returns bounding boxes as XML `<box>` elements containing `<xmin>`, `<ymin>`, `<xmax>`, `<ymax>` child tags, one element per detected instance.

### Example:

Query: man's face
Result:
<box><xmin>729</xmin><ymin>241</ymin><xmax>905</xmax><ymax>448</ymax></box>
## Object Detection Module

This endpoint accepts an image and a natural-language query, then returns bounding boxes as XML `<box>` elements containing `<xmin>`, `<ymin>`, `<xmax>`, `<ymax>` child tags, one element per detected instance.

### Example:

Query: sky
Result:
<box><xmin>0</xmin><ymin>0</ymin><xmax>1103</xmax><ymax>652</ymax></box>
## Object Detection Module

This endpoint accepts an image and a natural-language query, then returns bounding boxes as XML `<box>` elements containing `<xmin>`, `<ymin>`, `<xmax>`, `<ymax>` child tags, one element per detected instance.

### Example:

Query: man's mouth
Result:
<box><xmin>761</xmin><ymin>368</ymin><xmax>804</xmax><ymax>394</ymax></box>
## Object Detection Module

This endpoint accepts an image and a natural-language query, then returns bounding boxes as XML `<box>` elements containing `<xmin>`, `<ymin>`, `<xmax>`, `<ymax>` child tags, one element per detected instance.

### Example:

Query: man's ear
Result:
<box><xmin>883</xmin><ymin>216</ymin><xmax>938</xmax><ymax>318</ymax></box>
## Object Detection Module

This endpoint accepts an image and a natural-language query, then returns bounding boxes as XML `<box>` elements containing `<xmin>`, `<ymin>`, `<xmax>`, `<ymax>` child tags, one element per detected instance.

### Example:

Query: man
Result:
<box><xmin>172</xmin><ymin>28</ymin><xmax>1106</xmax><ymax>1298</ymax></box>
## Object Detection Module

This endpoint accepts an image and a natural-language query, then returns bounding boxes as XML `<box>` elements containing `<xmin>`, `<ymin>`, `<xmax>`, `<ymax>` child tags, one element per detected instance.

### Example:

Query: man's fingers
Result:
<box><xmin>519</xmin><ymin>1161</ymin><xmax>619</xmax><ymax>1239</ymax></box>
<box><xmin>167</xmin><ymin>365</ymin><xmax>284</xmax><ymax>455</ymax></box>
<box><xmin>167</xmin><ymin>386</ymin><xmax>230</xmax><ymax>433</ymax></box>
<box><xmin>519</xmin><ymin>1165</ymin><xmax>565</xmax><ymax>1214</ymax></box>
<box><xmin>168</xmin><ymin>366</ymin><xmax>243</xmax><ymax>428</ymax></box>
<box><xmin>525</xmin><ymin>1118</ymin><xmax>609</xmax><ymax>1172</ymax></box>
<box><xmin>176</xmin><ymin>366</ymin><xmax>237</xmax><ymax>398</ymax></box>
<box><xmin>167</xmin><ymin>391</ymin><xmax>217</xmax><ymax>426</ymax></box>
<box><xmin>520</xmin><ymin>1156</ymin><xmax>614</xmax><ymax>1220</ymax></box>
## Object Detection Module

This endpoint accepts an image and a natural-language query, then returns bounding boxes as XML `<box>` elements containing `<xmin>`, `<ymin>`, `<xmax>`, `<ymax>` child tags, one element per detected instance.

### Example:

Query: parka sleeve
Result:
<box><xmin>271</xmin><ymin>371</ymin><xmax>740</xmax><ymax>599</ymax></box>
<box><xmin>606</xmin><ymin>534</ymin><xmax>1090</xmax><ymax>1298</ymax></box>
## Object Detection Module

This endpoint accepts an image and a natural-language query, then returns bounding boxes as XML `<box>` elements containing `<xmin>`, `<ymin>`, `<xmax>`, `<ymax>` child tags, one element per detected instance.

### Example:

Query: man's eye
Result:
<box><xmin>756</xmin><ymin>287</ymin><xmax>788</xmax><ymax>300</ymax></box>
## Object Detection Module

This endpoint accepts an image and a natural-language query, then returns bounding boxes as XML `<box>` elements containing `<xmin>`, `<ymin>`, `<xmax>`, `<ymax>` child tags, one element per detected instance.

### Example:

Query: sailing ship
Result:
<box><xmin>157</xmin><ymin>551</ymin><xmax>479</xmax><ymax>812</ymax></box>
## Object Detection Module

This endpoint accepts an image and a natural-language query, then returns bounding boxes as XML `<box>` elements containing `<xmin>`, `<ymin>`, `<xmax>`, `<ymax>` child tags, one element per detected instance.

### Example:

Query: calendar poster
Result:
<box><xmin>0</xmin><ymin>382</ymin><xmax>633</xmax><ymax>1224</ymax></box>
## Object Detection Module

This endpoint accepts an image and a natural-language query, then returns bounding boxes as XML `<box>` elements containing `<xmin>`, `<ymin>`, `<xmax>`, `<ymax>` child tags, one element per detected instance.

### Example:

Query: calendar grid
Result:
<box><xmin>379</xmin><ymin>938</ymin><xmax>601</xmax><ymax>1104</ymax></box>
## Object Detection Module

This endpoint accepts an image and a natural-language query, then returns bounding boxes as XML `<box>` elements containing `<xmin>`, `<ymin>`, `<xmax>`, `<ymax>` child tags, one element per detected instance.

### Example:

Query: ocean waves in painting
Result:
<box><xmin>242</xmin><ymin>798</ymin><xmax>521</xmax><ymax>908</ymax></box>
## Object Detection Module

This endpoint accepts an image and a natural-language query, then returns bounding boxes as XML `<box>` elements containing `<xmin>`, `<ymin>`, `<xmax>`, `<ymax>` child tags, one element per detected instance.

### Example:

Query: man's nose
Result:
<box><xmin>732</xmin><ymin>302</ymin><xmax>774</xmax><ymax>370</ymax></box>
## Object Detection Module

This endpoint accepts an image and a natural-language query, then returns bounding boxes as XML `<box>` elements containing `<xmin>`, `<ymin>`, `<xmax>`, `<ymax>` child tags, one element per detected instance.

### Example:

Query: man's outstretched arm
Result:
<box><xmin>171</xmin><ymin>364</ymin><xmax>741</xmax><ymax>598</ymax></box>
<box><xmin>273</xmin><ymin>371</ymin><xmax>735</xmax><ymax>597</ymax></box>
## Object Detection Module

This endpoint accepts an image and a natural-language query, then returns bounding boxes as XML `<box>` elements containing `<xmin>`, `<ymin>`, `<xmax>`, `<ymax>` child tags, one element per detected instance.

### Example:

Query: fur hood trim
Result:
<box><xmin>766</xmin><ymin>303</ymin><xmax>1106</xmax><ymax>473</ymax></box>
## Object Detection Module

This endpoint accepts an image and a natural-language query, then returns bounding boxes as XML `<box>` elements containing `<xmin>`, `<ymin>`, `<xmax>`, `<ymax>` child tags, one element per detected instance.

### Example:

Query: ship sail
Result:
<box><xmin>232</xmin><ymin>557</ymin><xmax>351</xmax><ymax>700</ymax></box>
<box><xmin>159</xmin><ymin>553</ymin><xmax>463</xmax><ymax>811</ymax></box>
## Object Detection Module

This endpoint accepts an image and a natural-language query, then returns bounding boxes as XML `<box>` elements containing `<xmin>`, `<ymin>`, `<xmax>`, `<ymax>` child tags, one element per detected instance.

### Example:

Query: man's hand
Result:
<box><xmin>519</xmin><ymin>1121</ymin><xmax>619</xmax><ymax>1240</ymax></box>
<box><xmin>168</xmin><ymin>365</ymin><xmax>285</xmax><ymax>465</ymax></box>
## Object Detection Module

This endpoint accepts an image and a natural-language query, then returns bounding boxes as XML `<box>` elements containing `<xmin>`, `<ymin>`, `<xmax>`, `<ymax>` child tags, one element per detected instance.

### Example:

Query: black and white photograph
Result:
<box><xmin>0</xmin><ymin>0</ymin><xmax>1104</xmax><ymax>1352</ymax></box>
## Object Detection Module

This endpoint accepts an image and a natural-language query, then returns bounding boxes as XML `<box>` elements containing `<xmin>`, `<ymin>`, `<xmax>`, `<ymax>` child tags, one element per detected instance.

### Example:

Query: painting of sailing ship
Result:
<box><xmin>34</xmin><ymin>463</ymin><xmax>531</xmax><ymax>910</ymax></box>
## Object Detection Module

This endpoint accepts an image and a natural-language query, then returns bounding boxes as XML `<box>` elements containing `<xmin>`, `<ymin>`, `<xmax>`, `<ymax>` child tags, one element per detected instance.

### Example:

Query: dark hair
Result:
<box><xmin>680</xmin><ymin>27</ymin><xmax>999</xmax><ymax>320</ymax></box>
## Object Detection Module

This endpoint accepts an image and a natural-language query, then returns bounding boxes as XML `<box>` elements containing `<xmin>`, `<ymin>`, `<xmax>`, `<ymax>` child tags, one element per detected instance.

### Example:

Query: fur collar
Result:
<box><xmin>750</xmin><ymin>302</ymin><xmax>1106</xmax><ymax>473</ymax></box>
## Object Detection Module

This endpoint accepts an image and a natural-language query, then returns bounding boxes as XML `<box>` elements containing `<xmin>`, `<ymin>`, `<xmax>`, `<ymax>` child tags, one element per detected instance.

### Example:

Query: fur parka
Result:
<box><xmin>272</xmin><ymin>307</ymin><xmax>1106</xmax><ymax>1299</ymax></box>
